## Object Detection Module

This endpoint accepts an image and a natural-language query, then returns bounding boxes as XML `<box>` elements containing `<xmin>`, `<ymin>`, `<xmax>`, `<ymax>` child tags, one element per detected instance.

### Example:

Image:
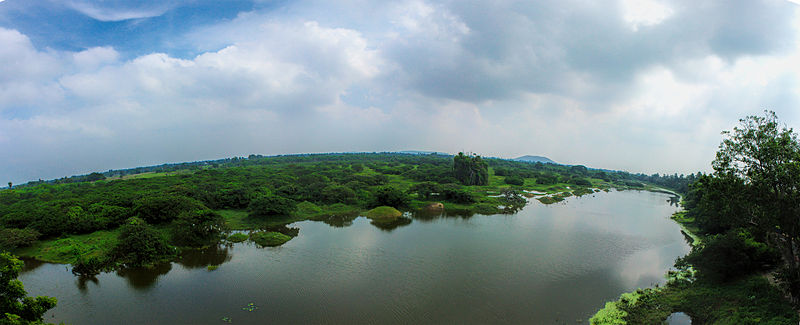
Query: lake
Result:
<box><xmin>20</xmin><ymin>190</ymin><xmax>689</xmax><ymax>324</ymax></box>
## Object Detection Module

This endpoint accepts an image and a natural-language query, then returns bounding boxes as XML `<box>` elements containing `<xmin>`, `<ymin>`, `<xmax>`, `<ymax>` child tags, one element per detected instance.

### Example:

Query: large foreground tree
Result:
<box><xmin>712</xmin><ymin>111</ymin><xmax>800</xmax><ymax>296</ymax></box>
<box><xmin>1</xmin><ymin>252</ymin><xmax>57</xmax><ymax>323</ymax></box>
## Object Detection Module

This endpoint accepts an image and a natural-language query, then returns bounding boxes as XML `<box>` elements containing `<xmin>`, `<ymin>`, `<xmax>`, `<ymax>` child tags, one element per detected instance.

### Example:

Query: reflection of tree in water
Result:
<box><xmin>20</xmin><ymin>258</ymin><xmax>45</xmax><ymax>274</ymax></box>
<box><xmin>370</xmin><ymin>217</ymin><xmax>412</xmax><ymax>231</ymax></box>
<box><xmin>313</xmin><ymin>214</ymin><xmax>358</xmax><ymax>228</ymax></box>
<box><xmin>177</xmin><ymin>244</ymin><xmax>232</xmax><ymax>269</ymax></box>
<box><xmin>116</xmin><ymin>262</ymin><xmax>172</xmax><ymax>290</ymax></box>
<box><xmin>667</xmin><ymin>196</ymin><xmax>680</xmax><ymax>207</ymax></box>
<box><xmin>412</xmin><ymin>208</ymin><xmax>474</xmax><ymax>222</ymax></box>
<box><xmin>76</xmin><ymin>276</ymin><xmax>99</xmax><ymax>294</ymax></box>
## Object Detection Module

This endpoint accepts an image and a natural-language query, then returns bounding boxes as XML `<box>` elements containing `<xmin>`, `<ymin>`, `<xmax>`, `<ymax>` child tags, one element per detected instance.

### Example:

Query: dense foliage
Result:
<box><xmin>112</xmin><ymin>218</ymin><xmax>175</xmax><ymax>267</ymax></box>
<box><xmin>0</xmin><ymin>252</ymin><xmax>57</xmax><ymax>323</ymax></box>
<box><xmin>681</xmin><ymin>111</ymin><xmax>800</xmax><ymax>297</ymax></box>
<box><xmin>453</xmin><ymin>152</ymin><xmax>489</xmax><ymax>185</ymax></box>
<box><xmin>594</xmin><ymin>111</ymin><xmax>800</xmax><ymax>323</ymax></box>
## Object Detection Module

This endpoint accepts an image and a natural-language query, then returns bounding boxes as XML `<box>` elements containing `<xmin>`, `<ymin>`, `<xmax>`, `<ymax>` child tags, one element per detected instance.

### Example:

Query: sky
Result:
<box><xmin>1</xmin><ymin>0</ymin><xmax>799</xmax><ymax>184</ymax></box>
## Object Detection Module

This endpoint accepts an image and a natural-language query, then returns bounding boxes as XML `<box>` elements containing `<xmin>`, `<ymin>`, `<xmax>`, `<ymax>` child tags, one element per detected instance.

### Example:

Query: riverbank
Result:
<box><xmin>590</xmin><ymin>210</ymin><xmax>798</xmax><ymax>324</ymax></box>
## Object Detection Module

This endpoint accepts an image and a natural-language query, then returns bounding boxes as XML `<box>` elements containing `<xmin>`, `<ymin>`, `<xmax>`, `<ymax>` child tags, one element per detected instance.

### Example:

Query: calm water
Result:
<box><xmin>20</xmin><ymin>190</ymin><xmax>688</xmax><ymax>324</ymax></box>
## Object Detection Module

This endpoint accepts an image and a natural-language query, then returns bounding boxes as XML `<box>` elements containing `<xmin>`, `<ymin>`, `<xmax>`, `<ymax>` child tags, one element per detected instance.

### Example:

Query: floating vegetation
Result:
<box><xmin>207</xmin><ymin>265</ymin><xmax>219</xmax><ymax>271</ymax></box>
<box><xmin>226</xmin><ymin>233</ymin><xmax>248</xmax><ymax>243</ymax></box>
<box><xmin>241</xmin><ymin>302</ymin><xmax>258</xmax><ymax>312</ymax></box>
<box><xmin>221</xmin><ymin>316</ymin><xmax>232</xmax><ymax>323</ymax></box>
<box><xmin>250</xmin><ymin>232</ymin><xmax>292</xmax><ymax>247</ymax></box>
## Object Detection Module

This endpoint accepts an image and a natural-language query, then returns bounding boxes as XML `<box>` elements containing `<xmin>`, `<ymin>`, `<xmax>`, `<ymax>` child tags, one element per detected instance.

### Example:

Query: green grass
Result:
<box><xmin>14</xmin><ymin>229</ymin><xmax>120</xmax><ymax>264</ymax></box>
<box><xmin>591</xmin><ymin>275</ymin><xmax>798</xmax><ymax>324</ymax></box>
<box><xmin>671</xmin><ymin>211</ymin><xmax>702</xmax><ymax>245</ymax></box>
<box><xmin>226</xmin><ymin>233</ymin><xmax>249</xmax><ymax>243</ymax></box>
<box><xmin>218</xmin><ymin>209</ymin><xmax>307</xmax><ymax>230</ymax></box>
<box><xmin>365</xmin><ymin>206</ymin><xmax>402</xmax><ymax>220</ymax></box>
<box><xmin>249</xmin><ymin>231</ymin><xmax>292</xmax><ymax>247</ymax></box>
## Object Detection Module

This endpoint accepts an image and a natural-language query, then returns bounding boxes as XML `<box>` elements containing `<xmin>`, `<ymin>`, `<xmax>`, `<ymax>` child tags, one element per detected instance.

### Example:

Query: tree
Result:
<box><xmin>170</xmin><ymin>209</ymin><xmax>226</xmax><ymax>247</ymax></box>
<box><xmin>372</xmin><ymin>186</ymin><xmax>410</xmax><ymax>208</ymax></box>
<box><xmin>0</xmin><ymin>252</ymin><xmax>57</xmax><ymax>323</ymax></box>
<box><xmin>133</xmin><ymin>195</ymin><xmax>204</xmax><ymax>224</ymax></box>
<box><xmin>408</xmin><ymin>182</ymin><xmax>441</xmax><ymax>200</ymax></box>
<box><xmin>453</xmin><ymin>152</ymin><xmax>489</xmax><ymax>186</ymax></box>
<box><xmin>112</xmin><ymin>218</ymin><xmax>175</xmax><ymax>267</ymax></box>
<box><xmin>248</xmin><ymin>195</ymin><xmax>297</xmax><ymax>219</ymax></box>
<box><xmin>6</xmin><ymin>182</ymin><xmax>10</xmax><ymax>189</ymax></box>
<box><xmin>711</xmin><ymin>111</ymin><xmax>800</xmax><ymax>296</ymax></box>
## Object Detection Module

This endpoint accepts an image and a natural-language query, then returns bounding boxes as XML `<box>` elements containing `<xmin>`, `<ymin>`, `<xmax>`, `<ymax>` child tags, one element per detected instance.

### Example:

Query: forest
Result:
<box><xmin>0</xmin><ymin>150</ymin><xmax>695</xmax><ymax>323</ymax></box>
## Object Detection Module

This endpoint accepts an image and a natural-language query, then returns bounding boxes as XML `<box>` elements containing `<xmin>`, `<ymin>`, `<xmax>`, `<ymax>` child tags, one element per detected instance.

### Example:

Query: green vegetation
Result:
<box><xmin>1</xmin><ymin>151</ymin><xmax>690</xmax><ymax>277</ymax></box>
<box><xmin>14</xmin><ymin>229</ymin><xmax>119</xmax><ymax>264</ymax></box>
<box><xmin>1</xmin><ymin>252</ymin><xmax>57</xmax><ymax>324</ymax></box>
<box><xmin>250</xmin><ymin>231</ymin><xmax>292</xmax><ymax>247</ymax></box>
<box><xmin>226</xmin><ymin>233</ymin><xmax>249</xmax><ymax>243</ymax></box>
<box><xmin>112</xmin><ymin>218</ymin><xmax>175</xmax><ymax>267</ymax></box>
<box><xmin>365</xmin><ymin>206</ymin><xmax>402</xmax><ymax>220</ymax></box>
<box><xmin>593</xmin><ymin>111</ymin><xmax>800</xmax><ymax>324</ymax></box>
<box><xmin>453</xmin><ymin>152</ymin><xmax>489</xmax><ymax>185</ymax></box>
<box><xmin>591</xmin><ymin>275</ymin><xmax>797</xmax><ymax>324</ymax></box>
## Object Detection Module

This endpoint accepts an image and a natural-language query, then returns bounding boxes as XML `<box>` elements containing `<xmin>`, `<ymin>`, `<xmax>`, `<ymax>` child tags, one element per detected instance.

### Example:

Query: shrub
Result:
<box><xmin>677</xmin><ymin>229</ymin><xmax>779</xmax><ymax>282</ymax></box>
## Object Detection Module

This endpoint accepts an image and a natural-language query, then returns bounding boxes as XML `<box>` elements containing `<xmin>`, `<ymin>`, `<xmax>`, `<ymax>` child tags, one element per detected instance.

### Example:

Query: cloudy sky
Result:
<box><xmin>1</xmin><ymin>0</ymin><xmax>799</xmax><ymax>184</ymax></box>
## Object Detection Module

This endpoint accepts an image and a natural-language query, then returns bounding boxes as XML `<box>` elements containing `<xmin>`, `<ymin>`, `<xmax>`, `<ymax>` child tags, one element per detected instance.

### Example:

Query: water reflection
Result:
<box><xmin>411</xmin><ymin>208</ymin><xmax>474</xmax><ymax>222</ymax></box>
<box><xmin>76</xmin><ymin>276</ymin><xmax>99</xmax><ymax>294</ymax></box>
<box><xmin>177</xmin><ymin>244</ymin><xmax>232</xmax><ymax>269</ymax></box>
<box><xmin>370</xmin><ymin>217</ymin><xmax>412</xmax><ymax>231</ymax></box>
<box><xmin>116</xmin><ymin>262</ymin><xmax>172</xmax><ymax>290</ymax></box>
<box><xmin>313</xmin><ymin>214</ymin><xmax>358</xmax><ymax>228</ymax></box>
<box><xmin>668</xmin><ymin>196</ymin><xmax>680</xmax><ymax>206</ymax></box>
<box><xmin>20</xmin><ymin>258</ymin><xmax>46</xmax><ymax>274</ymax></box>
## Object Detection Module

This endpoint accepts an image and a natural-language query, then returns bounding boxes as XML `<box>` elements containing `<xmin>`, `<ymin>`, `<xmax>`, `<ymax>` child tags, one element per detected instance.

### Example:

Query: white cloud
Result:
<box><xmin>620</xmin><ymin>0</ymin><xmax>674</xmax><ymax>31</ymax></box>
<box><xmin>1</xmin><ymin>0</ymin><xmax>800</xmax><ymax>183</ymax></box>
<box><xmin>65</xmin><ymin>1</ymin><xmax>172</xmax><ymax>21</ymax></box>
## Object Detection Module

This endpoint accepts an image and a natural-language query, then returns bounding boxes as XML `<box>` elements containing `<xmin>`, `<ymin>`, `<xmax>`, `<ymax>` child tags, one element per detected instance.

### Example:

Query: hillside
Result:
<box><xmin>513</xmin><ymin>155</ymin><xmax>558</xmax><ymax>164</ymax></box>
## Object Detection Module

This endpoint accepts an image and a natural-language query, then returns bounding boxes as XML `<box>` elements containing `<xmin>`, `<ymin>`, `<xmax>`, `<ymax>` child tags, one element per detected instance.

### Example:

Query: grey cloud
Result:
<box><xmin>378</xmin><ymin>0</ymin><xmax>797</xmax><ymax>104</ymax></box>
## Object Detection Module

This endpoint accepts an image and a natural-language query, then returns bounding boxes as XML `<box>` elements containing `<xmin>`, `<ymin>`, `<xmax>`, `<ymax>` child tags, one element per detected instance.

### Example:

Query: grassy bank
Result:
<box><xmin>591</xmin><ymin>211</ymin><xmax>797</xmax><ymax>324</ymax></box>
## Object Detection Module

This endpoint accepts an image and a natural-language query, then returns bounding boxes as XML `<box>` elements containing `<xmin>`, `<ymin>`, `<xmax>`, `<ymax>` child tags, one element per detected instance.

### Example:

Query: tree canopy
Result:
<box><xmin>1</xmin><ymin>252</ymin><xmax>57</xmax><ymax>323</ymax></box>
<box><xmin>453</xmin><ymin>152</ymin><xmax>489</xmax><ymax>186</ymax></box>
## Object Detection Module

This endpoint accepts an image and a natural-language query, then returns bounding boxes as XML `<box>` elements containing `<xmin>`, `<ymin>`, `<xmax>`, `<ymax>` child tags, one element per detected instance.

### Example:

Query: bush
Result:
<box><xmin>677</xmin><ymin>229</ymin><xmax>779</xmax><ymax>282</ymax></box>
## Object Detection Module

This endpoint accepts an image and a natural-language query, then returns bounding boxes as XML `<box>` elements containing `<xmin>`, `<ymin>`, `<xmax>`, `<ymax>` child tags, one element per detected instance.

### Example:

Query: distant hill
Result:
<box><xmin>513</xmin><ymin>155</ymin><xmax>558</xmax><ymax>164</ymax></box>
